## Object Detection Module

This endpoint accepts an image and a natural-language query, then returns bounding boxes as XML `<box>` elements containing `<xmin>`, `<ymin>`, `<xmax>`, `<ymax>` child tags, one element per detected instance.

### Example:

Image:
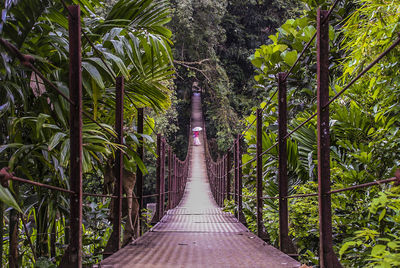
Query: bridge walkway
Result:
<box><xmin>99</xmin><ymin>93</ymin><xmax>300</xmax><ymax>267</ymax></box>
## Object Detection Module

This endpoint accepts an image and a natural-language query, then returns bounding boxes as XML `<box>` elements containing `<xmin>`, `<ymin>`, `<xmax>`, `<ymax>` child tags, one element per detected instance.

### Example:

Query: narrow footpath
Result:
<box><xmin>99</xmin><ymin>93</ymin><xmax>299</xmax><ymax>267</ymax></box>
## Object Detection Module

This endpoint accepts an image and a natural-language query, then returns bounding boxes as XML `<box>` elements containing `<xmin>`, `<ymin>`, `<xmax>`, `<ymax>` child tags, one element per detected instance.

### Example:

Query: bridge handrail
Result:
<box><xmin>0</xmin><ymin>3</ymin><xmax>190</xmax><ymax>266</ymax></box>
<box><xmin>206</xmin><ymin>2</ymin><xmax>400</xmax><ymax>266</ymax></box>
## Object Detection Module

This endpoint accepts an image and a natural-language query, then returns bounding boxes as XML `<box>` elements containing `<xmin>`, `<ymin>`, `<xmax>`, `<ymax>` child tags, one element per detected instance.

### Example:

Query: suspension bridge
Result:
<box><xmin>98</xmin><ymin>94</ymin><xmax>300</xmax><ymax>267</ymax></box>
<box><xmin>2</xmin><ymin>2</ymin><xmax>400</xmax><ymax>267</ymax></box>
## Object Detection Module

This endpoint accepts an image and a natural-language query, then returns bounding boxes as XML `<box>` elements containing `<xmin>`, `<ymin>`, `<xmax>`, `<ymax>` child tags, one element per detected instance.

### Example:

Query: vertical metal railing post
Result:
<box><xmin>222</xmin><ymin>156</ymin><xmax>226</xmax><ymax>206</ymax></box>
<box><xmin>160</xmin><ymin>140</ymin><xmax>166</xmax><ymax>218</ymax></box>
<box><xmin>61</xmin><ymin>5</ymin><xmax>83</xmax><ymax>267</ymax></box>
<box><xmin>136</xmin><ymin>108</ymin><xmax>144</xmax><ymax>229</ymax></box>
<box><xmin>216</xmin><ymin>161</ymin><xmax>219</xmax><ymax>205</ymax></box>
<box><xmin>179</xmin><ymin>161</ymin><xmax>182</xmax><ymax>201</ymax></box>
<box><xmin>256</xmin><ymin>108</ymin><xmax>263</xmax><ymax>237</ymax></box>
<box><xmin>211</xmin><ymin>162</ymin><xmax>214</xmax><ymax>198</ymax></box>
<box><xmin>154</xmin><ymin>134</ymin><xmax>161</xmax><ymax>222</ymax></box>
<box><xmin>220</xmin><ymin>160</ymin><xmax>223</xmax><ymax>206</ymax></box>
<box><xmin>111</xmin><ymin>76</ymin><xmax>124</xmax><ymax>251</ymax></box>
<box><xmin>218</xmin><ymin>160</ymin><xmax>221</xmax><ymax>206</ymax></box>
<box><xmin>216</xmin><ymin>163</ymin><xmax>219</xmax><ymax>203</ymax></box>
<box><xmin>212</xmin><ymin>162</ymin><xmax>215</xmax><ymax>201</ymax></box>
<box><xmin>237</xmin><ymin>135</ymin><xmax>245</xmax><ymax>224</ymax></box>
<box><xmin>214</xmin><ymin>162</ymin><xmax>217</xmax><ymax>203</ymax></box>
<box><xmin>179</xmin><ymin>162</ymin><xmax>185</xmax><ymax>202</ymax></box>
<box><xmin>173</xmin><ymin>154</ymin><xmax>177</xmax><ymax>208</ymax></box>
<box><xmin>177</xmin><ymin>162</ymin><xmax>181</xmax><ymax>202</ymax></box>
<box><xmin>234</xmin><ymin>140</ymin><xmax>238</xmax><ymax>213</ymax></box>
<box><xmin>278</xmin><ymin>73</ymin><xmax>296</xmax><ymax>254</ymax></box>
<box><xmin>168</xmin><ymin>146</ymin><xmax>172</xmax><ymax>209</ymax></box>
<box><xmin>226</xmin><ymin>151</ymin><xmax>231</xmax><ymax>200</ymax></box>
<box><xmin>211</xmin><ymin>164</ymin><xmax>214</xmax><ymax>198</ymax></box>
<box><xmin>317</xmin><ymin>9</ymin><xmax>341</xmax><ymax>268</ymax></box>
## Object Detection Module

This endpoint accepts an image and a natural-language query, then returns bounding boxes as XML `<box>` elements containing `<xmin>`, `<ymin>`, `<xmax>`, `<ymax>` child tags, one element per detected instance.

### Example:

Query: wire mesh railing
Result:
<box><xmin>205</xmin><ymin>4</ymin><xmax>400</xmax><ymax>267</ymax></box>
<box><xmin>0</xmin><ymin>4</ymin><xmax>190</xmax><ymax>267</ymax></box>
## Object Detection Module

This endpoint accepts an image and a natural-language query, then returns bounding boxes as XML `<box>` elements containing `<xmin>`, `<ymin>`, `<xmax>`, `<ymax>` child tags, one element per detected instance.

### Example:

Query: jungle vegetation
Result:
<box><xmin>0</xmin><ymin>0</ymin><xmax>400</xmax><ymax>267</ymax></box>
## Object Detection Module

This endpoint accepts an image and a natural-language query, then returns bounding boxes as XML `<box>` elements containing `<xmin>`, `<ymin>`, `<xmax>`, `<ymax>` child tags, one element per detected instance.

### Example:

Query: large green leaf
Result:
<box><xmin>0</xmin><ymin>184</ymin><xmax>22</xmax><ymax>213</ymax></box>
<box><xmin>281</xmin><ymin>50</ymin><xmax>298</xmax><ymax>66</ymax></box>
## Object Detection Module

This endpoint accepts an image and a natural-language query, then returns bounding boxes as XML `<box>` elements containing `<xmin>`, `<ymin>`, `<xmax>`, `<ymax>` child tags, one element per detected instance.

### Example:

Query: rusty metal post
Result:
<box><xmin>219</xmin><ymin>161</ymin><xmax>222</xmax><ymax>206</ymax></box>
<box><xmin>211</xmin><ymin>164</ymin><xmax>214</xmax><ymax>199</ymax></box>
<box><xmin>222</xmin><ymin>159</ymin><xmax>225</xmax><ymax>206</ymax></box>
<box><xmin>234</xmin><ymin>140</ymin><xmax>238</xmax><ymax>210</ymax></box>
<box><xmin>173</xmin><ymin>154</ymin><xmax>177</xmax><ymax>208</ymax></box>
<box><xmin>180</xmin><ymin>161</ymin><xmax>183</xmax><ymax>200</ymax></box>
<box><xmin>153</xmin><ymin>134</ymin><xmax>161</xmax><ymax>223</ymax></box>
<box><xmin>227</xmin><ymin>151</ymin><xmax>231</xmax><ymax>200</ymax></box>
<box><xmin>136</xmin><ymin>108</ymin><xmax>144</xmax><ymax>219</ymax></box>
<box><xmin>177</xmin><ymin>161</ymin><xmax>180</xmax><ymax>202</ymax></box>
<box><xmin>213</xmin><ymin>164</ymin><xmax>216</xmax><ymax>200</ymax></box>
<box><xmin>256</xmin><ymin>108</ymin><xmax>263</xmax><ymax>237</ymax></box>
<box><xmin>111</xmin><ymin>76</ymin><xmax>124</xmax><ymax>251</ymax></box>
<box><xmin>237</xmin><ymin>135</ymin><xmax>245</xmax><ymax>224</ymax></box>
<box><xmin>215</xmin><ymin>163</ymin><xmax>217</xmax><ymax>204</ymax></box>
<box><xmin>278</xmin><ymin>73</ymin><xmax>296</xmax><ymax>254</ymax></box>
<box><xmin>168</xmin><ymin>146</ymin><xmax>172</xmax><ymax>209</ymax></box>
<box><xmin>215</xmin><ymin>164</ymin><xmax>218</xmax><ymax>203</ymax></box>
<box><xmin>212</xmin><ymin>164</ymin><xmax>215</xmax><ymax>200</ymax></box>
<box><xmin>216</xmin><ymin>164</ymin><xmax>218</xmax><ymax>202</ymax></box>
<box><xmin>317</xmin><ymin>9</ymin><xmax>341</xmax><ymax>268</ymax></box>
<box><xmin>217</xmin><ymin>161</ymin><xmax>220</xmax><ymax>205</ymax></box>
<box><xmin>222</xmin><ymin>157</ymin><xmax>226</xmax><ymax>206</ymax></box>
<box><xmin>177</xmin><ymin>162</ymin><xmax>180</xmax><ymax>201</ymax></box>
<box><xmin>61</xmin><ymin>5</ymin><xmax>83</xmax><ymax>267</ymax></box>
<box><xmin>160</xmin><ymin>140</ymin><xmax>166</xmax><ymax>218</ymax></box>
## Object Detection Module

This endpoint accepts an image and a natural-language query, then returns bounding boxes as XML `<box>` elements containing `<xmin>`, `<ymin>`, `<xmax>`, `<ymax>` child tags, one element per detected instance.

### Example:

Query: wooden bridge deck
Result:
<box><xmin>98</xmin><ymin>94</ymin><xmax>300</xmax><ymax>267</ymax></box>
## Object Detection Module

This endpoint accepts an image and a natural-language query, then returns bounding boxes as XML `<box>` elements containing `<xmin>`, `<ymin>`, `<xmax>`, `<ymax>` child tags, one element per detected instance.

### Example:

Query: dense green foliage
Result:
<box><xmin>1</xmin><ymin>0</ymin><xmax>400</xmax><ymax>266</ymax></box>
<box><xmin>232</xmin><ymin>0</ymin><xmax>400</xmax><ymax>266</ymax></box>
<box><xmin>0</xmin><ymin>0</ymin><xmax>174</xmax><ymax>266</ymax></box>
<box><xmin>168</xmin><ymin>0</ymin><xmax>300</xmax><ymax>157</ymax></box>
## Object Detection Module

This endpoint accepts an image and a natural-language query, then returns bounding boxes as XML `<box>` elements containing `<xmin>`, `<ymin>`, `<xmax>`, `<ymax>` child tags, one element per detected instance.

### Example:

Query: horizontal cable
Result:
<box><xmin>283</xmin><ymin>33</ymin><xmax>316</xmax><ymax>82</ymax></box>
<box><xmin>284</xmin><ymin>112</ymin><xmax>317</xmax><ymax>140</ymax></box>
<box><xmin>324</xmin><ymin>35</ymin><xmax>400</xmax><ymax>109</ymax></box>
<box><xmin>60</xmin><ymin>0</ymin><xmax>117</xmax><ymax>81</ymax></box>
<box><xmin>6</xmin><ymin>174</ymin><xmax>74</xmax><ymax>194</ymax></box>
<box><xmin>239</xmin><ymin>156</ymin><xmax>257</xmax><ymax>169</ymax></box>
<box><xmin>83</xmin><ymin>192</ymin><xmax>117</xmax><ymax>199</ymax></box>
<box><xmin>328</xmin><ymin>176</ymin><xmax>399</xmax><ymax>194</ymax></box>
<box><xmin>259</xmin><ymin>141</ymin><xmax>279</xmax><ymax>157</ymax></box>
<box><xmin>0</xmin><ymin>38</ymin><xmax>123</xmax><ymax>144</ymax></box>
<box><xmin>232</xmin><ymin>88</ymin><xmax>279</xmax><ymax>151</ymax></box>
<box><xmin>283</xmin><ymin>35</ymin><xmax>400</xmax><ymax>140</ymax></box>
<box><xmin>0</xmin><ymin>38</ymin><xmax>75</xmax><ymax>106</ymax></box>
<box><xmin>286</xmin><ymin>193</ymin><xmax>317</xmax><ymax>199</ymax></box>
<box><xmin>283</xmin><ymin>0</ymin><xmax>341</xmax><ymax>81</ymax></box>
<box><xmin>236</xmin><ymin>175</ymin><xmax>400</xmax><ymax>201</ymax></box>
<box><xmin>326</xmin><ymin>0</ymin><xmax>341</xmax><ymax>20</ymax></box>
<box><xmin>2</xmin><ymin>169</ymin><xmax>182</xmax><ymax>200</ymax></box>
<box><xmin>142</xmin><ymin>191</ymin><xmax>171</xmax><ymax>199</ymax></box>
